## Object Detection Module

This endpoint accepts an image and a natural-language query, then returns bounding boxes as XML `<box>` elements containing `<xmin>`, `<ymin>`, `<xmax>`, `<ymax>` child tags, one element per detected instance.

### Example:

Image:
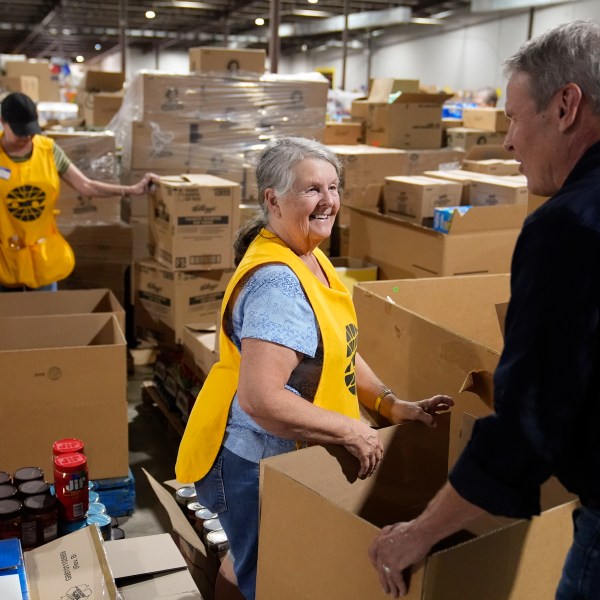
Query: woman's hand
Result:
<box><xmin>386</xmin><ymin>394</ymin><xmax>454</xmax><ymax>426</ymax></box>
<box><xmin>343</xmin><ymin>420</ymin><xmax>384</xmax><ymax>479</ymax></box>
<box><xmin>131</xmin><ymin>172</ymin><xmax>159</xmax><ymax>195</ymax></box>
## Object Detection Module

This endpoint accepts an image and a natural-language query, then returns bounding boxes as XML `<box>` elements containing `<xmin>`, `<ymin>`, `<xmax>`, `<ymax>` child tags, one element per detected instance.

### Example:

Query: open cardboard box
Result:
<box><xmin>352</xmin><ymin>275</ymin><xmax>510</xmax><ymax>466</ymax></box>
<box><xmin>258</xmin><ymin>410</ymin><xmax>578</xmax><ymax>599</ymax></box>
<box><xmin>0</xmin><ymin>288</ymin><xmax>125</xmax><ymax>333</ymax></box>
<box><xmin>349</xmin><ymin>205</ymin><xmax>526</xmax><ymax>280</ymax></box>
<box><xmin>0</xmin><ymin>313</ymin><xmax>128</xmax><ymax>480</ymax></box>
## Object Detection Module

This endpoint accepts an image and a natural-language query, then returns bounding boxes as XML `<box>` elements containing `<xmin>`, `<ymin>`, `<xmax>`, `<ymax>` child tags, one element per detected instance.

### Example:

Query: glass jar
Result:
<box><xmin>21</xmin><ymin>494</ymin><xmax>58</xmax><ymax>549</ymax></box>
<box><xmin>0</xmin><ymin>484</ymin><xmax>18</xmax><ymax>501</ymax></box>
<box><xmin>18</xmin><ymin>480</ymin><xmax>50</xmax><ymax>499</ymax></box>
<box><xmin>0</xmin><ymin>471</ymin><xmax>11</xmax><ymax>486</ymax></box>
<box><xmin>13</xmin><ymin>467</ymin><xmax>44</xmax><ymax>488</ymax></box>
<box><xmin>0</xmin><ymin>498</ymin><xmax>23</xmax><ymax>540</ymax></box>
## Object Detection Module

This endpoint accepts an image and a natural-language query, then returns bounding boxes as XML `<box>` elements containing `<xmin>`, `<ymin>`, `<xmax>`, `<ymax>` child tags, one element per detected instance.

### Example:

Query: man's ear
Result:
<box><xmin>557</xmin><ymin>82</ymin><xmax>583</xmax><ymax>132</ymax></box>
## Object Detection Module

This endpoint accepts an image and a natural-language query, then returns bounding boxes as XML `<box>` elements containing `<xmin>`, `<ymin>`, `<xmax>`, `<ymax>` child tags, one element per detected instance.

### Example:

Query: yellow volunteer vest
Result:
<box><xmin>0</xmin><ymin>134</ymin><xmax>74</xmax><ymax>287</ymax></box>
<box><xmin>176</xmin><ymin>230</ymin><xmax>360</xmax><ymax>483</ymax></box>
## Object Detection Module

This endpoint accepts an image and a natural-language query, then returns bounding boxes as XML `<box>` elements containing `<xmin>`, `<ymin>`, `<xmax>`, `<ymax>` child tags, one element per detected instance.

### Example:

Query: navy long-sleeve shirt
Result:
<box><xmin>449</xmin><ymin>140</ymin><xmax>600</xmax><ymax>518</ymax></box>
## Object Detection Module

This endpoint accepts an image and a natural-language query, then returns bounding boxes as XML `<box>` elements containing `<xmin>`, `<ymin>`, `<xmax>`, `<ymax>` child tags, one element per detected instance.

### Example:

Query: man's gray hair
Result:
<box><xmin>503</xmin><ymin>20</ymin><xmax>600</xmax><ymax>114</ymax></box>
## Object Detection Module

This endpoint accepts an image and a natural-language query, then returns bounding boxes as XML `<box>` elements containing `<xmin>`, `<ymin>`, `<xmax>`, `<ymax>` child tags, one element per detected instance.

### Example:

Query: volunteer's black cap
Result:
<box><xmin>1</xmin><ymin>92</ymin><xmax>42</xmax><ymax>137</ymax></box>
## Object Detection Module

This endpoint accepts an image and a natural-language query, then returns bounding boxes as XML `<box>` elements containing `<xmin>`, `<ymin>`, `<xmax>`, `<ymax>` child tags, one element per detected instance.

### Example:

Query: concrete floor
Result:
<box><xmin>116</xmin><ymin>363</ymin><xmax>182</xmax><ymax>539</ymax></box>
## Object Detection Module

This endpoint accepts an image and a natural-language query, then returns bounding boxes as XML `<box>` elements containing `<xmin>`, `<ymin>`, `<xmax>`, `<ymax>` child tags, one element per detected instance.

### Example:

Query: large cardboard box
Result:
<box><xmin>365</xmin><ymin>91</ymin><xmax>452</xmax><ymax>149</ymax></box>
<box><xmin>349</xmin><ymin>204</ymin><xmax>526</xmax><ymax>280</ymax></box>
<box><xmin>0</xmin><ymin>313</ymin><xmax>128</xmax><ymax>480</ymax></box>
<box><xmin>82</xmin><ymin>91</ymin><xmax>123</xmax><ymax>128</ymax></box>
<box><xmin>4</xmin><ymin>59</ymin><xmax>60</xmax><ymax>102</ymax></box>
<box><xmin>470</xmin><ymin>176</ymin><xmax>528</xmax><ymax>206</ymax></box>
<box><xmin>330</xmin><ymin>257</ymin><xmax>377</xmax><ymax>293</ymax></box>
<box><xmin>323</xmin><ymin>121</ymin><xmax>363</xmax><ymax>145</ymax></box>
<box><xmin>406</xmin><ymin>147</ymin><xmax>466</xmax><ymax>175</ymax></box>
<box><xmin>383</xmin><ymin>175</ymin><xmax>462</xmax><ymax>225</ymax></box>
<box><xmin>149</xmin><ymin>174</ymin><xmax>241</xmax><ymax>271</ymax></box>
<box><xmin>82</xmin><ymin>70</ymin><xmax>125</xmax><ymax>92</ymax></box>
<box><xmin>462</xmin><ymin>107</ymin><xmax>510</xmax><ymax>133</ymax></box>
<box><xmin>134</xmin><ymin>258</ymin><xmax>234</xmax><ymax>345</ymax></box>
<box><xmin>0</xmin><ymin>288</ymin><xmax>125</xmax><ymax>333</ymax></box>
<box><xmin>446</xmin><ymin>127</ymin><xmax>505</xmax><ymax>151</ymax></box>
<box><xmin>257</xmin><ymin>413</ymin><xmax>578</xmax><ymax>599</ymax></box>
<box><xmin>189</xmin><ymin>47</ymin><xmax>265</xmax><ymax>74</ymax></box>
<box><xmin>0</xmin><ymin>74</ymin><xmax>39</xmax><ymax>101</ymax></box>
<box><xmin>424</xmin><ymin>168</ymin><xmax>502</xmax><ymax>204</ymax></box>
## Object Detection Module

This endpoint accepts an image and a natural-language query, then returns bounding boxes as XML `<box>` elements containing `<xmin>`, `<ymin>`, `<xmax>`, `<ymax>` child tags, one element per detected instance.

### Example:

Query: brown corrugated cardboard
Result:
<box><xmin>0</xmin><ymin>288</ymin><xmax>125</xmax><ymax>333</ymax></box>
<box><xmin>182</xmin><ymin>323</ymin><xmax>219</xmax><ymax>378</ymax></box>
<box><xmin>365</xmin><ymin>92</ymin><xmax>452</xmax><ymax>149</ymax></box>
<box><xmin>367</xmin><ymin>77</ymin><xmax>421</xmax><ymax>98</ymax></box>
<box><xmin>0</xmin><ymin>313</ymin><xmax>128</xmax><ymax>480</ymax></box>
<box><xmin>82</xmin><ymin>70</ymin><xmax>125</xmax><ymax>92</ymax></box>
<box><xmin>323</xmin><ymin>121</ymin><xmax>363</xmax><ymax>145</ymax></box>
<box><xmin>462</xmin><ymin>107</ymin><xmax>510</xmax><ymax>132</ymax></box>
<box><xmin>0</xmin><ymin>74</ymin><xmax>39</xmax><ymax>101</ymax></box>
<box><xmin>82</xmin><ymin>91</ymin><xmax>123</xmax><ymax>128</ymax></box>
<box><xmin>383</xmin><ymin>175</ymin><xmax>462</xmax><ymax>225</ymax></box>
<box><xmin>149</xmin><ymin>174</ymin><xmax>241</xmax><ymax>271</ymax></box>
<box><xmin>461</xmin><ymin>158</ymin><xmax>520</xmax><ymax>176</ymax></box>
<box><xmin>406</xmin><ymin>147</ymin><xmax>466</xmax><ymax>175</ymax></box>
<box><xmin>470</xmin><ymin>176</ymin><xmax>528</xmax><ymax>206</ymax></box>
<box><xmin>424</xmin><ymin>168</ymin><xmax>501</xmax><ymax>204</ymax></box>
<box><xmin>143</xmin><ymin>469</ymin><xmax>219</xmax><ymax>600</ymax></box>
<box><xmin>446</xmin><ymin>127</ymin><xmax>506</xmax><ymax>150</ymax></box>
<box><xmin>25</xmin><ymin>525</ymin><xmax>118</xmax><ymax>600</ymax></box>
<box><xmin>105</xmin><ymin>533</ymin><xmax>203</xmax><ymax>599</ymax></box>
<box><xmin>349</xmin><ymin>204</ymin><xmax>526</xmax><ymax>280</ymax></box>
<box><xmin>134</xmin><ymin>258</ymin><xmax>233</xmax><ymax>346</ymax></box>
<box><xmin>4</xmin><ymin>59</ymin><xmax>60</xmax><ymax>102</ymax></box>
<box><xmin>189</xmin><ymin>47</ymin><xmax>266</xmax><ymax>74</ymax></box>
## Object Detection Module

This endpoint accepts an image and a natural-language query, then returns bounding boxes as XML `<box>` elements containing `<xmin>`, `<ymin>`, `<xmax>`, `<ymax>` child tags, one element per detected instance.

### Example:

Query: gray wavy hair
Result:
<box><xmin>233</xmin><ymin>136</ymin><xmax>342</xmax><ymax>265</ymax></box>
<box><xmin>503</xmin><ymin>20</ymin><xmax>600</xmax><ymax>114</ymax></box>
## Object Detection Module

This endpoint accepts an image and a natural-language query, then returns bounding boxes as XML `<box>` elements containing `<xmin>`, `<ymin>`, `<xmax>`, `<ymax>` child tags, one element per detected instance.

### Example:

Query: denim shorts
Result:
<box><xmin>556</xmin><ymin>506</ymin><xmax>600</xmax><ymax>599</ymax></box>
<box><xmin>195</xmin><ymin>446</ymin><xmax>260</xmax><ymax>600</ymax></box>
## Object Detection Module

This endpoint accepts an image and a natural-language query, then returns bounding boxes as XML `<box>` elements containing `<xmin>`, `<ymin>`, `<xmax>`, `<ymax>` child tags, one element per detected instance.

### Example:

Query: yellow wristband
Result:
<box><xmin>374</xmin><ymin>388</ymin><xmax>393</xmax><ymax>414</ymax></box>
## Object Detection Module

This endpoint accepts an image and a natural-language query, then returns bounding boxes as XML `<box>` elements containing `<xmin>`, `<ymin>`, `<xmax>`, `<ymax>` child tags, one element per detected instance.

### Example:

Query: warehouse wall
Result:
<box><xmin>100</xmin><ymin>0</ymin><xmax>600</xmax><ymax>100</ymax></box>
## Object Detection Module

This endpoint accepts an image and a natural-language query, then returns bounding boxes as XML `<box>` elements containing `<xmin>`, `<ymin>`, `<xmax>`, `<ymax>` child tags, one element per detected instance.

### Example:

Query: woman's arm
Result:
<box><xmin>355</xmin><ymin>352</ymin><xmax>454</xmax><ymax>425</ymax></box>
<box><xmin>238</xmin><ymin>337</ymin><xmax>383</xmax><ymax>478</ymax></box>
<box><xmin>60</xmin><ymin>163</ymin><xmax>157</xmax><ymax>197</ymax></box>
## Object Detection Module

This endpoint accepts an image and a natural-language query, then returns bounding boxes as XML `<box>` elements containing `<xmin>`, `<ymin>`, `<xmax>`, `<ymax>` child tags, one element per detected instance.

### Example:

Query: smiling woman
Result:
<box><xmin>175</xmin><ymin>136</ymin><xmax>454</xmax><ymax>600</ymax></box>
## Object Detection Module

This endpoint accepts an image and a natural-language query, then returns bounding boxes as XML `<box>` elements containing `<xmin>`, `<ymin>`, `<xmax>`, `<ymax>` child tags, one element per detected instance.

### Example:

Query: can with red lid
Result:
<box><xmin>53</xmin><ymin>452</ymin><xmax>89</xmax><ymax>521</ymax></box>
<box><xmin>52</xmin><ymin>438</ymin><xmax>85</xmax><ymax>456</ymax></box>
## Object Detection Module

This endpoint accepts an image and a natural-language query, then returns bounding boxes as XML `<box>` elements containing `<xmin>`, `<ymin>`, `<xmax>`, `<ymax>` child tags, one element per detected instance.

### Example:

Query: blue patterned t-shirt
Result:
<box><xmin>222</xmin><ymin>264</ymin><xmax>323</xmax><ymax>463</ymax></box>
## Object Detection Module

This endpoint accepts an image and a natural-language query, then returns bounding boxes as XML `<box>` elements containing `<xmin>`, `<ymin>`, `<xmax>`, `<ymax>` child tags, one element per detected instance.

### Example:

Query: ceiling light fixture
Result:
<box><xmin>145</xmin><ymin>10</ymin><xmax>156</xmax><ymax>19</ymax></box>
<box><xmin>75</xmin><ymin>55</ymin><xmax>84</xmax><ymax>63</ymax></box>
<box><xmin>307</xmin><ymin>0</ymin><xmax>319</xmax><ymax>4</ymax></box>
<box><xmin>255</xmin><ymin>17</ymin><xmax>265</xmax><ymax>26</ymax></box>
<box><xmin>290</xmin><ymin>9</ymin><xmax>333</xmax><ymax>17</ymax></box>
<box><xmin>301</xmin><ymin>43</ymin><xmax>308</xmax><ymax>51</ymax></box>
<box><xmin>94</xmin><ymin>43</ymin><xmax>102</xmax><ymax>50</ymax></box>
<box><xmin>430</xmin><ymin>10</ymin><xmax>454</xmax><ymax>19</ymax></box>
<box><xmin>410</xmin><ymin>17</ymin><xmax>443</xmax><ymax>25</ymax></box>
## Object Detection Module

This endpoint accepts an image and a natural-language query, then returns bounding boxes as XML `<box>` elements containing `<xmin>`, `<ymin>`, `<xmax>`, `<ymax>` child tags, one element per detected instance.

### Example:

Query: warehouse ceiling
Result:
<box><xmin>0</xmin><ymin>0</ymin><xmax>520</xmax><ymax>65</ymax></box>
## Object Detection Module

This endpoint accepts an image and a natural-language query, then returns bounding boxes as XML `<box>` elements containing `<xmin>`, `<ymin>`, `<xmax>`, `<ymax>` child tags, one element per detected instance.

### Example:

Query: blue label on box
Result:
<box><xmin>433</xmin><ymin>206</ymin><xmax>472</xmax><ymax>234</ymax></box>
<box><xmin>0</xmin><ymin>538</ymin><xmax>30</xmax><ymax>599</ymax></box>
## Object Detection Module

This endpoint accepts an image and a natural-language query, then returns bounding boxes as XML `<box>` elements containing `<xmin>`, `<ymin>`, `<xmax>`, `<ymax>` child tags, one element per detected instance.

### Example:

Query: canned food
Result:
<box><xmin>206</xmin><ymin>529</ymin><xmax>229</xmax><ymax>560</ymax></box>
<box><xmin>86</xmin><ymin>513</ymin><xmax>112</xmax><ymax>541</ymax></box>
<box><xmin>175</xmin><ymin>485</ymin><xmax>197</xmax><ymax>507</ymax></box>
<box><xmin>186</xmin><ymin>501</ymin><xmax>204</xmax><ymax>521</ymax></box>
<box><xmin>202</xmin><ymin>517</ymin><xmax>223</xmax><ymax>544</ymax></box>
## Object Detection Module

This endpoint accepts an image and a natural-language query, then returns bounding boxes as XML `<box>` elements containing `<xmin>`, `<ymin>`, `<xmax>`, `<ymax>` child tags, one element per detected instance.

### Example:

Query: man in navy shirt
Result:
<box><xmin>369</xmin><ymin>19</ymin><xmax>600</xmax><ymax>600</ymax></box>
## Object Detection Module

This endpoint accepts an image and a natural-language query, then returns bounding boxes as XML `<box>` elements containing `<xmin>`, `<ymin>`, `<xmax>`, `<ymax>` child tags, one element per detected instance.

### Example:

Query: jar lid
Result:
<box><xmin>0</xmin><ymin>484</ymin><xmax>17</xmax><ymax>500</ymax></box>
<box><xmin>0</xmin><ymin>471</ymin><xmax>11</xmax><ymax>486</ymax></box>
<box><xmin>53</xmin><ymin>438</ymin><xmax>85</xmax><ymax>455</ymax></box>
<box><xmin>54</xmin><ymin>452</ymin><xmax>87</xmax><ymax>471</ymax></box>
<box><xmin>23</xmin><ymin>493</ymin><xmax>57</xmax><ymax>514</ymax></box>
<box><xmin>13</xmin><ymin>467</ymin><xmax>44</xmax><ymax>484</ymax></box>
<box><xmin>19</xmin><ymin>480</ymin><xmax>50</xmax><ymax>497</ymax></box>
<box><xmin>0</xmin><ymin>498</ymin><xmax>23</xmax><ymax>517</ymax></box>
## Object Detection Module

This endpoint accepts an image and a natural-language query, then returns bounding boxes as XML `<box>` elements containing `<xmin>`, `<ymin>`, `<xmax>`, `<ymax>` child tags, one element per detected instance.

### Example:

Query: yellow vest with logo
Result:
<box><xmin>0</xmin><ymin>134</ymin><xmax>74</xmax><ymax>287</ymax></box>
<box><xmin>176</xmin><ymin>230</ymin><xmax>360</xmax><ymax>483</ymax></box>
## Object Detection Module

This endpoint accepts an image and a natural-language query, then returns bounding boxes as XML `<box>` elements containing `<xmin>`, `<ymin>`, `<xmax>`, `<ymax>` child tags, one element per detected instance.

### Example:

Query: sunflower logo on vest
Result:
<box><xmin>345</xmin><ymin>323</ymin><xmax>358</xmax><ymax>396</ymax></box>
<box><xmin>7</xmin><ymin>185</ymin><xmax>46</xmax><ymax>222</ymax></box>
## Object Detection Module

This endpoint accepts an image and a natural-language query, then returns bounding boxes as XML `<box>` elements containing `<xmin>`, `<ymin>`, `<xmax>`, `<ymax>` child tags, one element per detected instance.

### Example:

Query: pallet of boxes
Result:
<box><xmin>342</xmin><ymin>78</ymin><xmax>534</xmax><ymax>280</ymax></box>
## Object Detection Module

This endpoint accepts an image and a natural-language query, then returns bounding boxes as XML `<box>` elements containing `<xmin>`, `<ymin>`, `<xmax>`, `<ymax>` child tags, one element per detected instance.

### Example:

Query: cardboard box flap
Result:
<box><xmin>182</xmin><ymin>173</ymin><xmax>240</xmax><ymax>187</ymax></box>
<box><xmin>445</xmin><ymin>204</ymin><xmax>527</xmax><ymax>234</ymax></box>
<box><xmin>464</xmin><ymin>145</ymin><xmax>513</xmax><ymax>161</ymax></box>
<box><xmin>25</xmin><ymin>525</ymin><xmax>118</xmax><ymax>600</ymax></box>
<box><xmin>496</xmin><ymin>302</ymin><xmax>508</xmax><ymax>340</ymax></box>
<box><xmin>142</xmin><ymin>469</ymin><xmax>207</xmax><ymax>556</ymax></box>
<box><xmin>104</xmin><ymin>534</ymin><xmax>187</xmax><ymax>580</ymax></box>
<box><xmin>388</xmin><ymin>91</ymin><xmax>453</xmax><ymax>105</ymax></box>
<box><xmin>459</xmin><ymin>370</ymin><xmax>495</xmax><ymax>410</ymax></box>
